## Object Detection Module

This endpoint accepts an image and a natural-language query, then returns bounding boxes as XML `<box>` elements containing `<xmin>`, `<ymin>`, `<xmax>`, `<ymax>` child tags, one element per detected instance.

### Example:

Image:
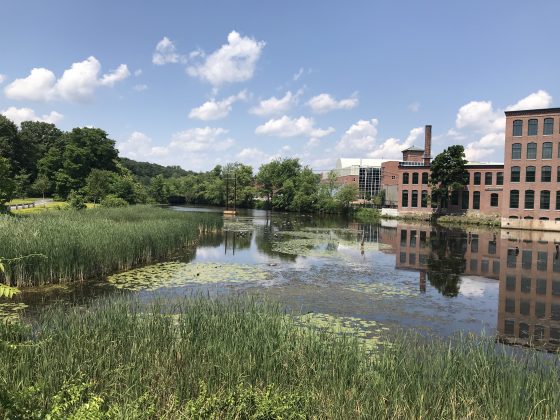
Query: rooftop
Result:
<box><xmin>336</xmin><ymin>158</ymin><xmax>387</xmax><ymax>169</ymax></box>
<box><xmin>401</xmin><ymin>145</ymin><xmax>424</xmax><ymax>152</ymax></box>
<box><xmin>504</xmin><ymin>107</ymin><xmax>560</xmax><ymax>117</ymax></box>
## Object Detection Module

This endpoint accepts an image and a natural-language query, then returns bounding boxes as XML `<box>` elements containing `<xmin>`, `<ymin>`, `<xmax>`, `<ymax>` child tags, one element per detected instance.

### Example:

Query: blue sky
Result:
<box><xmin>1</xmin><ymin>0</ymin><xmax>559</xmax><ymax>171</ymax></box>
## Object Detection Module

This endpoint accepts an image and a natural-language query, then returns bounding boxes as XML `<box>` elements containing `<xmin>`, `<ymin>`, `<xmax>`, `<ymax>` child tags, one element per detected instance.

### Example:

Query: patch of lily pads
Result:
<box><xmin>223</xmin><ymin>221</ymin><xmax>254</xmax><ymax>232</ymax></box>
<box><xmin>293</xmin><ymin>312</ymin><xmax>390</xmax><ymax>349</ymax></box>
<box><xmin>343</xmin><ymin>282</ymin><xmax>417</xmax><ymax>299</ymax></box>
<box><xmin>0</xmin><ymin>302</ymin><xmax>27</xmax><ymax>324</ymax></box>
<box><xmin>108</xmin><ymin>262</ymin><xmax>271</xmax><ymax>291</ymax></box>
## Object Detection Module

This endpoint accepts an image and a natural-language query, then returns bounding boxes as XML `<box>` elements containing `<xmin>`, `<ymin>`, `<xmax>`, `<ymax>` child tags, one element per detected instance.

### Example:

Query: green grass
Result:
<box><xmin>6</xmin><ymin>198</ymin><xmax>42</xmax><ymax>205</ymax></box>
<box><xmin>10</xmin><ymin>200</ymin><xmax>68</xmax><ymax>214</ymax></box>
<box><xmin>0</xmin><ymin>296</ymin><xmax>558</xmax><ymax>418</ymax></box>
<box><xmin>354</xmin><ymin>207</ymin><xmax>381</xmax><ymax>222</ymax></box>
<box><xmin>0</xmin><ymin>206</ymin><xmax>221</xmax><ymax>286</ymax></box>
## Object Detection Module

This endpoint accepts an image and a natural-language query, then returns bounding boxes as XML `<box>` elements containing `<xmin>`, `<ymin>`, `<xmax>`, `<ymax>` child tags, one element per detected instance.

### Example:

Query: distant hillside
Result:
<box><xmin>120</xmin><ymin>157</ymin><xmax>194</xmax><ymax>184</ymax></box>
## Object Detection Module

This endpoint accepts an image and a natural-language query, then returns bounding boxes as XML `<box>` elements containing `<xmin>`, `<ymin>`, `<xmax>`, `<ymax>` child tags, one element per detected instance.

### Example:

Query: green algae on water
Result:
<box><xmin>0</xmin><ymin>302</ymin><xmax>28</xmax><ymax>323</ymax></box>
<box><xmin>108</xmin><ymin>262</ymin><xmax>271</xmax><ymax>291</ymax></box>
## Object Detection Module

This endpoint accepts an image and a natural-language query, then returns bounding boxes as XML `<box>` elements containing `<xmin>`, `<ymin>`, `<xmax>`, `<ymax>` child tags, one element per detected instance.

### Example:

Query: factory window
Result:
<box><xmin>473</xmin><ymin>191</ymin><xmax>480</xmax><ymax>209</ymax></box>
<box><xmin>528</xmin><ymin>119</ymin><xmax>538</xmax><ymax>136</ymax></box>
<box><xmin>490</xmin><ymin>193</ymin><xmax>499</xmax><ymax>207</ymax></box>
<box><xmin>473</xmin><ymin>172</ymin><xmax>481</xmax><ymax>185</ymax></box>
<box><xmin>402</xmin><ymin>190</ymin><xmax>409</xmax><ymax>207</ymax></box>
<box><xmin>511</xmin><ymin>166</ymin><xmax>520</xmax><ymax>182</ymax></box>
<box><xmin>484</xmin><ymin>172</ymin><xmax>492</xmax><ymax>185</ymax></box>
<box><xmin>497</xmin><ymin>172</ymin><xmax>503</xmax><ymax>185</ymax></box>
<box><xmin>421</xmin><ymin>172</ymin><xmax>428</xmax><ymax>184</ymax></box>
<box><xmin>540</xmin><ymin>190</ymin><xmax>550</xmax><ymax>210</ymax></box>
<box><xmin>513</xmin><ymin>120</ymin><xmax>523</xmax><ymax>137</ymax></box>
<box><xmin>527</xmin><ymin>142</ymin><xmax>537</xmax><ymax>159</ymax></box>
<box><xmin>524</xmin><ymin>190</ymin><xmax>534</xmax><ymax>209</ymax></box>
<box><xmin>526</xmin><ymin>166</ymin><xmax>536</xmax><ymax>182</ymax></box>
<box><xmin>556</xmin><ymin>191</ymin><xmax>560</xmax><ymax>210</ymax></box>
<box><xmin>543</xmin><ymin>142</ymin><xmax>553</xmax><ymax>159</ymax></box>
<box><xmin>411</xmin><ymin>190</ymin><xmax>418</xmax><ymax>207</ymax></box>
<box><xmin>544</xmin><ymin>118</ymin><xmax>554</xmax><ymax>135</ymax></box>
<box><xmin>403</xmin><ymin>173</ymin><xmax>409</xmax><ymax>184</ymax></box>
<box><xmin>509</xmin><ymin>190</ymin><xmax>519</xmax><ymax>208</ymax></box>
<box><xmin>512</xmin><ymin>143</ymin><xmax>521</xmax><ymax>159</ymax></box>
<box><xmin>412</xmin><ymin>172</ymin><xmax>419</xmax><ymax>184</ymax></box>
<box><xmin>421</xmin><ymin>190</ymin><xmax>428</xmax><ymax>208</ymax></box>
<box><xmin>542</xmin><ymin>166</ymin><xmax>552</xmax><ymax>182</ymax></box>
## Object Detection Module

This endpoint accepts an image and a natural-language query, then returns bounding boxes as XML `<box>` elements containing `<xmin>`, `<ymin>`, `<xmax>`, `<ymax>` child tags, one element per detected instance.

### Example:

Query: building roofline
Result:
<box><xmin>504</xmin><ymin>107</ymin><xmax>560</xmax><ymax>117</ymax></box>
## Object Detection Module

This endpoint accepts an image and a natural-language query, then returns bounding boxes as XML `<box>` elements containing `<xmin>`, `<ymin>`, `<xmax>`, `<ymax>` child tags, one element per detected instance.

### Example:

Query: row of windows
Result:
<box><xmin>403</xmin><ymin>171</ymin><xmax>504</xmax><ymax>186</ymax></box>
<box><xmin>402</xmin><ymin>172</ymin><xmax>429</xmax><ymax>185</ymax></box>
<box><xmin>506</xmin><ymin>250</ymin><xmax>560</xmax><ymax>272</ymax></box>
<box><xmin>509</xmin><ymin>165</ymin><xmax>560</xmax><ymax>182</ymax></box>
<box><xmin>512</xmin><ymin>118</ymin><xmax>556</xmax><ymax>137</ymax></box>
<box><xmin>509</xmin><ymin>190</ymin><xmax>560</xmax><ymax>210</ymax></box>
<box><xmin>511</xmin><ymin>142</ymin><xmax>557</xmax><ymax>159</ymax></box>
<box><xmin>402</xmin><ymin>190</ymin><xmax>499</xmax><ymax>208</ymax></box>
<box><xmin>503</xmin><ymin>320</ymin><xmax>560</xmax><ymax>342</ymax></box>
<box><xmin>505</xmin><ymin>298</ymin><xmax>560</xmax><ymax>320</ymax></box>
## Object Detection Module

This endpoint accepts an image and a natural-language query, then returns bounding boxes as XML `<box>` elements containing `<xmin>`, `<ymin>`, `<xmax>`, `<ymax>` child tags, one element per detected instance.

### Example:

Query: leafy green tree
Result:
<box><xmin>13</xmin><ymin>170</ymin><xmax>31</xmax><ymax>199</ymax></box>
<box><xmin>336</xmin><ymin>183</ymin><xmax>359</xmax><ymax>211</ymax></box>
<box><xmin>18</xmin><ymin>121</ymin><xmax>62</xmax><ymax>180</ymax></box>
<box><xmin>0</xmin><ymin>157</ymin><xmax>16</xmax><ymax>211</ymax></box>
<box><xmin>31</xmin><ymin>174</ymin><xmax>51</xmax><ymax>199</ymax></box>
<box><xmin>150</xmin><ymin>174</ymin><xmax>170</xmax><ymax>203</ymax></box>
<box><xmin>0</xmin><ymin>116</ymin><xmax>19</xmax><ymax>174</ymax></box>
<box><xmin>85</xmin><ymin>169</ymin><xmax>117</xmax><ymax>203</ymax></box>
<box><xmin>67</xmin><ymin>190</ymin><xmax>86</xmax><ymax>210</ymax></box>
<box><xmin>429</xmin><ymin>145</ymin><xmax>468</xmax><ymax>212</ymax></box>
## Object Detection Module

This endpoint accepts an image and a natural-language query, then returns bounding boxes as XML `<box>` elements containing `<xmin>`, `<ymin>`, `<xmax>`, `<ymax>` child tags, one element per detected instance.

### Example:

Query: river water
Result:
<box><xmin>13</xmin><ymin>206</ymin><xmax>560</xmax><ymax>352</ymax></box>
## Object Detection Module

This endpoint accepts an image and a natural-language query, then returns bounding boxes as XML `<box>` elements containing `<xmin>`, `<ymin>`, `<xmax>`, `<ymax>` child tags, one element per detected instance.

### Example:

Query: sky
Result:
<box><xmin>1</xmin><ymin>0</ymin><xmax>559</xmax><ymax>171</ymax></box>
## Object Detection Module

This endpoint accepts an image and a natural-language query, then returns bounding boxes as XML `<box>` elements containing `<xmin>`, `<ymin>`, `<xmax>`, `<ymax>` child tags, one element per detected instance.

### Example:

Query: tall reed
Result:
<box><xmin>1</xmin><ymin>296</ymin><xmax>558</xmax><ymax>418</ymax></box>
<box><xmin>0</xmin><ymin>206</ymin><xmax>221</xmax><ymax>286</ymax></box>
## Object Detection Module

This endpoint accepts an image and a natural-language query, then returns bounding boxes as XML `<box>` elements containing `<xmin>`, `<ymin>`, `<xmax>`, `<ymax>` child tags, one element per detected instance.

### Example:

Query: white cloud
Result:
<box><xmin>368</xmin><ymin>127</ymin><xmax>423</xmax><ymax>159</ymax></box>
<box><xmin>449</xmin><ymin>90</ymin><xmax>553</xmax><ymax>162</ymax></box>
<box><xmin>134</xmin><ymin>69</ymin><xmax>143</xmax><ymax>77</ymax></box>
<box><xmin>187</xmin><ymin>31</ymin><xmax>265</xmax><ymax>87</ymax></box>
<box><xmin>152</xmin><ymin>37</ymin><xmax>183</xmax><ymax>65</ymax></box>
<box><xmin>0</xmin><ymin>74</ymin><xmax>5</xmax><ymax>84</ymax></box>
<box><xmin>255</xmin><ymin>115</ymin><xmax>334</xmax><ymax>140</ymax></box>
<box><xmin>307</xmin><ymin>93</ymin><xmax>358</xmax><ymax>114</ymax></box>
<box><xmin>117</xmin><ymin>128</ymin><xmax>235</xmax><ymax>170</ymax></box>
<box><xmin>189</xmin><ymin>90</ymin><xmax>247</xmax><ymax>121</ymax></box>
<box><xmin>133</xmin><ymin>84</ymin><xmax>148</xmax><ymax>92</ymax></box>
<box><xmin>335</xmin><ymin>118</ymin><xmax>378</xmax><ymax>151</ymax></box>
<box><xmin>250</xmin><ymin>91</ymin><xmax>298</xmax><ymax>116</ymax></box>
<box><xmin>506</xmin><ymin>89</ymin><xmax>552</xmax><ymax>111</ymax></box>
<box><xmin>1</xmin><ymin>106</ymin><xmax>63</xmax><ymax>126</ymax></box>
<box><xmin>408</xmin><ymin>102</ymin><xmax>420</xmax><ymax>112</ymax></box>
<box><xmin>4</xmin><ymin>57</ymin><xmax>130</xmax><ymax>102</ymax></box>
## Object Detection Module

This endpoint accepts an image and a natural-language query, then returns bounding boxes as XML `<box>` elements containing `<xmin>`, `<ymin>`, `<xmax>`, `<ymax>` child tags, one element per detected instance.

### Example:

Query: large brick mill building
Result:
<box><xmin>323</xmin><ymin>107</ymin><xmax>560</xmax><ymax>231</ymax></box>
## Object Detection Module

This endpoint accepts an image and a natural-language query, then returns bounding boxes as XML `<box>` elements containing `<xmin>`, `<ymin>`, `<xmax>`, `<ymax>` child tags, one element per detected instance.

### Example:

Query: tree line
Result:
<box><xmin>0</xmin><ymin>116</ymin><xmax>359</xmax><ymax>212</ymax></box>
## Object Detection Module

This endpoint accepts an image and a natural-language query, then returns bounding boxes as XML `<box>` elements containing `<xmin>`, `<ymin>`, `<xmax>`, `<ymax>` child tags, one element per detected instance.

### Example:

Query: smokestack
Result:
<box><xmin>423</xmin><ymin>125</ymin><xmax>432</xmax><ymax>166</ymax></box>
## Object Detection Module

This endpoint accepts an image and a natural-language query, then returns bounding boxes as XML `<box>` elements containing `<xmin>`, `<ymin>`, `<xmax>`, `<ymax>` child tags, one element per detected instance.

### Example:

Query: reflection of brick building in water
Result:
<box><xmin>393</xmin><ymin>225</ymin><xmax>501</xmax><ymax>293</ymax></box>
<box><xmin>497</xmin><ymin>230</ymin><xmax>560</xmax><ymax>350</ymax></box>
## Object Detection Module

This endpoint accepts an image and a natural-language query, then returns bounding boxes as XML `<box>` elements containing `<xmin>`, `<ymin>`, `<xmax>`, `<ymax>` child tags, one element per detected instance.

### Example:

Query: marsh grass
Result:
<box><xmin>1</xmin><ymin>296</ymin><xmax>559</xmax><ymax>418</ymax></box>
<box><xmin>0</xmin><ymin>206</ymin><xmax>221</xmax><ymax>286</ymax></box>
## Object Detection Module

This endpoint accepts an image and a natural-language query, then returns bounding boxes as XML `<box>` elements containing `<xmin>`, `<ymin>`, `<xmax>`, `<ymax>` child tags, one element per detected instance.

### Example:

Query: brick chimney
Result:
<box><xmin>423</xmin><ymin>125</ymin><xmax>432</xmax><ymax>166</ymax></box>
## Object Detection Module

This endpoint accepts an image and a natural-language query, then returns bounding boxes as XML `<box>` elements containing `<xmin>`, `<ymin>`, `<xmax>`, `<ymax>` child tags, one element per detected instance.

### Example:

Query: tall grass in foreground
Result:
<box><xmin>1</xmin><ymin>296</ymin><xmax>559</xmax><ymax>419</ymax></box>
<box><xmin>0</xmin><ymin>206</ymin><xmax>221</xmax><ymax>286</ymax></box>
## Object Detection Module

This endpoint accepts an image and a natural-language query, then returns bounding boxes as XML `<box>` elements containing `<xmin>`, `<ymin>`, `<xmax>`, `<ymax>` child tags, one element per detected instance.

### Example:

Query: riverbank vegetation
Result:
<box><xmin>0</xmin><ymin>206</ymin><xmax>221</xmax><ymax>287</ymax></box>
<box><xmin>0</xmin><ymin>296</ymin><xmax>558</xmax><ymax>418</ymax></box>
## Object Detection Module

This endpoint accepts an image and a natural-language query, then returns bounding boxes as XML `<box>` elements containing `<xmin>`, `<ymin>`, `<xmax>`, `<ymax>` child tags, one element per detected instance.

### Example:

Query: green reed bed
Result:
<box><xmin>1</xmin><ymin>296</ymin><xmax>558</xmax><ymax>419</ymax></box>
<box><xmin>0</xmin><ymin>206</ymin><xmax>221</xmax><ymax>287</ymax></box>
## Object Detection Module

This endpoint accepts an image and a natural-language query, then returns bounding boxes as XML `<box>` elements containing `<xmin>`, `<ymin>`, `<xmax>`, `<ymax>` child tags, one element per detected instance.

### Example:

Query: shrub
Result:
<box><xmin>100</xmin><ymin>194</ymin><xmax>128</xmax><ymax>208</ymax></box>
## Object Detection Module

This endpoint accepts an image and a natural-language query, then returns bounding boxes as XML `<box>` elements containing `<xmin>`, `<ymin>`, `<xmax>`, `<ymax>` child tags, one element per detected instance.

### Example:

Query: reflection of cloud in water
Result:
<box><xmin>459</xmin><ymin>276</ymin><xmax>499</xmax><ymax>298</ymax></box>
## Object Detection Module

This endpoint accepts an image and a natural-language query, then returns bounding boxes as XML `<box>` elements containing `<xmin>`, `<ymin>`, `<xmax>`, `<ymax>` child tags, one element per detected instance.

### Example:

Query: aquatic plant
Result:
<box><xmin>0</xmin><ymin>295</ymin><xmax>559</xmax><ymax>418</ymax></box>
<box><xmin>0</xmin><ymin>206</ymin><xmax>221</xmax><ymax>286</ymax></box>
<box><xmin>108</xmin><ymin>262</ymin><xmax>270</xmax><ymax>291</ymax></box>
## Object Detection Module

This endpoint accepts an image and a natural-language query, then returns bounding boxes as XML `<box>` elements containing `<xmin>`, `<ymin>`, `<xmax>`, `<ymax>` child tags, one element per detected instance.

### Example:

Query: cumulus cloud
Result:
<box><xmin>4</xmin><ymin>57</ymin><xmax>130</xmax><ymax>102</ymax></box>
<box><xmin>187</xmin><ymin>31</ymin><xmax>265</xmax><ymax>87</ymax></box>
<box><xmin>368</xmin><ymin>127</ymin><xmax>424</xmax><ymax>159</ymax></box>
<box><xmin>152</xmin><ymin>37</ymin><xmax>184</xmax><ymax>65</ymax></box>
<box><xmin>188</xmin><ymin>90</ymin><xmax>247</xmax><ymax>121</ymax></box>
<box><xmin>117</xmin><ymin>128</ymin><xmax>235</xmax><ymax>170</ymax></box>
<box><xmin>449</xmin><ymin>90</ymin><xmax>553</xmax><ymax>162</ymax></box>
<box><xmin>249</xmin><ymin>91</ymin><xmax>299</xmax><ymax>116</ymax></box>
<box><xmin>255</xmin><ymin>115</ymin><xmax>334</xmax><ymax>140</ymax></box>
<box><xmin>335</xmin><ymin>118</ymin><xmax>378</xmax><ymax>151</ymax></box>
<box><xmin>306</xmin><ymin>93</ymin><xmax>358</xmax><ymax>114</ymax></box>
<box><xmin>1</xmin><ymin>106</ymin><xmax>63</xmax><ymax>126</ymax></box>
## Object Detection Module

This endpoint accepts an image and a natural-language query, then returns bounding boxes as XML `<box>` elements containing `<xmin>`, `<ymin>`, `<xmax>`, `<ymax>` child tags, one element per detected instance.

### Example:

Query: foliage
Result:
<box><xmin>336</xmin><ymin>183</ymin><xmax>359</xmax><ymax>211</ymax></box>
<box><xmin>0</xmin><ymin>296</ymin><xmax>558</xmax><ymax>418</ymax></box>
<box><xmin>0</xmin><ymin>157</ymin><xmax>16</xmax><ymax>211</ymax></box>
<box><xmin>429</xmin><ymin>145</ymin><xmax>469</xmax><ymax>210</ymax></box>
<box><xmin>355</xmin><ymin>207</ymin><xmax>381</xmax><ymax>222</ymax></box>
<box><xmin>0</xmin><ymin>206</ymin><xmax>221</xmax><ymax>286</ymax></box>
<box><xmin>67</xmin><ymin>190</ymin><xmax>86</xmax><ymax>210</ymax></box>
<box><xmin>99</xmin><ymin>194</ymin><xmax>128</xmax><ymax>208</ymax></box>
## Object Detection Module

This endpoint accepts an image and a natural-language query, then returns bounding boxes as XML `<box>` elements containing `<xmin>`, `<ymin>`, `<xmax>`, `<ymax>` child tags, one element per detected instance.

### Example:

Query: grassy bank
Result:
<box><xmin>1</xmin><ymin>296</ymin><xmax>558</xmax><ymax>418</ymax></box>
<box><xmin>0</xmin><ymin>206</ymin><xmax>221</xmax><ymax>287</ymax></box>
<box><xmin>436</xmin><ymin>214</ymin><xmax>501</xmax><ymax>228</ymax></box>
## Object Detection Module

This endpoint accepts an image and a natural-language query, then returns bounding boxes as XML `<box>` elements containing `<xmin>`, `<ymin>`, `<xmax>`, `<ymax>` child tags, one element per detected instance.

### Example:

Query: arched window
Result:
<box><xmin>412</xmin><ymin>172</ymin><xmax>419</xmax><ymax>184</ymax></box>
<box><xmin>557</xmin><ymin>167</ymin><xmax>560</xmax><ymax>182</ymax></box>
<box><xmin>543</xmin><ymin>142</ymin><xmax>553</xmax><ymax>159</ymax></box>
<box><xmin>528</xmin><ymin>119</ymin><xmax>538</xmax><ymax>136</ymax></box>
<box><xmin>513</xmin><ymin>120</ymin><xmax>523</xmax><ymax>136</ymax></box>
<box><xmin>539</xmin><ymin>217</ymin><xmax>549</xmax><ymax>221</ymax></box>
<box><xmin>511</xmin><ymin>166</ymin><xmax>520</xmax><ymax>182</ymax></box>
<box><xmin>510</xmin><ymin>190</ymin><xmax>519</xmax><ymax>208</ymax></box>
<box><xmin>402</xmin><ymin>190</ymin><xmax>409</xmax><ymax>207</ymax></box>
<box><xmin>411</xmin><ymin>190</ymin><xmax>418</xmax><ymax>207</ymax></box>
<box><xmin>512</xmin><ymin>143</ymin><xmax>522</xmax><ymax>159</ymax></box>
<box><xmin>544</xmin><ymin>118</ymin><xmax>554</xmax><ymax>135</ymax></box>
<box><xmin>421</xmin><ymin>190</ymin><xmax>428</xmax><ymax>207</ymax></box>
<box><xmin>527</xmin><ymin>142</ymin><xmax>537</xmax><ymax>159</ymax></box>
<box><xmin>421</xmin><ymin>172</ymin><xmax>428</xmax><ymax>184</ymax></box>
<box><xmin>525</xmin><ymin>190</ymin><xmax>535</xmax><ymax>209</ymax></box>
<box><xmin>473</xmin><ymin>191</ymin><xmax>480</xmax><ymax>209</ymax></box>
<box><xmin>556</xmin><ymin>191</ymin><xmax>560</xmax><ymax>210</ymax></box>
<box><xmin>491</xmin><ymin>193</ymin><xmax>499</xmax><ymax>207</ymax></box>
<box><xmin>403</xmin><ymin>173</ymin><xmax>409</xmax><ymax>184</ymax></box>
<box><xmin>484</xmin><ymin>172</ymin><xmax>492</xmax><ymax>185</ymax></box>
<box><xmin>526</xmin><ymin>166</ymin><xmax>536</xmax><ymax>182</ymax></box>
<box><xmin>473</xmin><ymin>172</ymin><xmax>481</xmax><ymax>185</ymax></box>
<box><xmin>497</xmin><ymin>172</ymin><xmax>504</xmax><ymax>185</ymax></box>
<box><xmin>542</xmin><ymin>166</ymin><xmax>552</xmax><ymax>182</ymax></box>
<box><xmin>540</xmin><ymin>191</ymin><xmax>551</xmax><ymax>210</ymax></box>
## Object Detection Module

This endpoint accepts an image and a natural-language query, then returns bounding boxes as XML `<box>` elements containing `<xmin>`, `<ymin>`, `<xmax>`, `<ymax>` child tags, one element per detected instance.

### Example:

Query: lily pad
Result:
<box><xmin>223</xmin><ymin>221</ymin><xmax>254</xmax><ymax>232</ymax></box>
<box><xmin>108</xmin><ymin>262</ymin><xmax>271</xmax><ymax>291</ymax></box>
<box><xmin>344</xmin><ymin>282</ymin><xmax>417</xmax><ymax>299</ymax></box>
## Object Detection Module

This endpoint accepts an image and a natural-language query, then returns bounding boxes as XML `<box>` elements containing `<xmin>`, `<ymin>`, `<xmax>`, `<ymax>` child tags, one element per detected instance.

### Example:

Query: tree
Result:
<box><xmin>13</xmin><ymin>170</ymin><xmax>31</xmax><ymax>199</ymax></box>
<box><xmin>0</xmin><ymin>157</ymin><xmax>15</xmax><ymax>212</ymax></box>
<box><xmin>67</xmin><ymin>190</ymin><xmax>86</xmax><ymax>210</ymax></box>
<box><xmin>85</xmin><ymin>169</ymin><xmax>117</xmax><ymax>203</ymax></box>
<box><xmin>0</xmin><ymin>116</ymin><xmax>19</xmax><ymax>174</ymax></box>
<box><xmin>336</xmin><ymin>183</ymin><xmax>359</xmax><ymax>211</ymax></box>
<box><xmin>18</xmin><ymin>121</ymin><xmax>63</xmax><ymax>180</ymax></box>
<box><xmin>31</xmin><ymin>174</ymin><xmax>51</xmax><ymax>199</ymax></box>
<box><xmin>429</xmin><ymin>145</ymin><xmax>468</xmax><ymax>212</ymax></box>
